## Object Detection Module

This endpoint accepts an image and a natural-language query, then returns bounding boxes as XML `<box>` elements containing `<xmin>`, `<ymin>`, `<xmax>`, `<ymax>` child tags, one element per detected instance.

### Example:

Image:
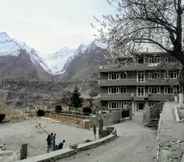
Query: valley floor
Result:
<box><xmin>58</xmin><ymin>121</ymin><xmax>157</xmax><ymax>162</ymax></box>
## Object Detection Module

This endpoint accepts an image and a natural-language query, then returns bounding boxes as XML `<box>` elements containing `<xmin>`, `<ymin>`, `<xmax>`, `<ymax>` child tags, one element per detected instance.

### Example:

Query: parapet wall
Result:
<box><xmin>15</xmin><ymin>127</ymin><xmax>117</xmax><ymax>162</ymax></box>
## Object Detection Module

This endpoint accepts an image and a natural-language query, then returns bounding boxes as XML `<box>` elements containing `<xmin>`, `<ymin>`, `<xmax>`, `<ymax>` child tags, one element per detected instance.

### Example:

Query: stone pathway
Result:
<box><xmin>158</xmin><ymin>102</ymin><xmax>184</xmax><ymax>162</ymax></box>
<box><xmin>158</xmin><ymin>102</ymin><xmax>184</xmax><ymax>143</ymax></box>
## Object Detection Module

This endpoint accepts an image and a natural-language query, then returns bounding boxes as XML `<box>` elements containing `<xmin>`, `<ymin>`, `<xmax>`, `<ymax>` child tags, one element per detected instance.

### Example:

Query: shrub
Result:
<box><xmin>82</xmin><ymin>107</ymin><xmax>92</xmax><ymax>115</ymax></box>
<box><xmin>55</xmin><ymin>105</ymin><xmax>62</xmax><ymax>113</ymax></box>
<box><xmin>37</xmin><ymin>109</ymin><xmax>45</xmax><ymax>117</ymax></box>
<box><xmin>0</xmin><ymin>114</ymin><xmax>5</xmax><ymax>122</ymax></box>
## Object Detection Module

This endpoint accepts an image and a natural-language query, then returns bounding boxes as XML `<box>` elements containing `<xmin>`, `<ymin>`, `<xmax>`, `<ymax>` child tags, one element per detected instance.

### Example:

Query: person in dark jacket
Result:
<box><xmin>53</xmin><ymin>133</ymin><xmax>56</xmax><ymax>150</ymax></box>
<box><xmin>57</xmin><ymin>140</ymin><xmax>65</xmax><ymax>150</ymax></box>
<box><xmin>93</xmin><ymin>123</ymin><xmax>97</xmax><ymax>139</ymax></box>
<box><xmin>47</xmin><ymin>133</ymin><xmax>52</xmax><ymax>152</ymax></box>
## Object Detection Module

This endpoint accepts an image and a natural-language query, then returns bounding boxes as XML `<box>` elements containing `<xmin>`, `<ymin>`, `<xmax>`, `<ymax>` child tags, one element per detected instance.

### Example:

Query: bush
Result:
<box><xmin>55</xmin><ymin>105</ymin><xmax>62</xmax><ymax>113</ymax></box>
<box><xmin>37</xmin><ymin>109</ymin><xmax>45</xmax><ymax>117</ymax></box>
<box><xmin>0</xmin><ymin>114</ymin><xmax>5</xmax><ymax>122</ymax></box>
<box><xmin>82</xmin><ymin>107</ymin><xmax>92</xmax><ymax>115</ymax></box>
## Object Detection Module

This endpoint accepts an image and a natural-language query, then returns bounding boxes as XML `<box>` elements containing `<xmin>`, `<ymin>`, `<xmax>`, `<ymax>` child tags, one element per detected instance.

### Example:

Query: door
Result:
<box><xmin>137</xmin><ymin>102</ymin><xmax>144</xmax><ymax>110</ymax></box>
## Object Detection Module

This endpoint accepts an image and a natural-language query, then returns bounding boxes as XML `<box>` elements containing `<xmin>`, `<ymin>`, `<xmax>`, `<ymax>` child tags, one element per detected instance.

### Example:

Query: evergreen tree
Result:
<box><xmin>71</xmin><ymin>86</ymin><xmax>82</xmax><ymax>109</ymax></box>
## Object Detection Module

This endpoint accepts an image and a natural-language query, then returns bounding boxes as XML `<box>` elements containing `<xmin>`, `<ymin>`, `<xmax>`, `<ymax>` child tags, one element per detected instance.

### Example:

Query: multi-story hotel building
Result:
<box><xmin>98</xmin><ymin>52</ymin><xmax>182</xmax><ymax>113</ymax></box>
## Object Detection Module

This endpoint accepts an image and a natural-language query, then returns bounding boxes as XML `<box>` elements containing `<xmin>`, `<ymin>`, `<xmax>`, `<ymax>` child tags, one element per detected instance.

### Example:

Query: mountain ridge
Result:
<box><xmin>0</xmin><ymin>32</ymin><xmax>53</xmax><ymax>81</ymax></box>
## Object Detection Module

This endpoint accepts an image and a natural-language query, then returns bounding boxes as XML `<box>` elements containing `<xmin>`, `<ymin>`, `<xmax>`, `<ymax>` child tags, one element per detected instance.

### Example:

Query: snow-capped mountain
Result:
<box><xmin>0</xmin><ymin>32</ymin><xmax>52</xmax><ymax>80</ymax></box>
<box><xmin>60</xmin><ymin>41</ymin><xmax>109</xmax><ymax>81</ymax></box>
<box><xmin>0</xmin><ymin>32</ymin><xmax>52</xmax><ymax>73</ymax></box>
<box><xmin>44</xmin><ymin>47</ymin><xmax>76</xmax><ymax>75</ymax></box>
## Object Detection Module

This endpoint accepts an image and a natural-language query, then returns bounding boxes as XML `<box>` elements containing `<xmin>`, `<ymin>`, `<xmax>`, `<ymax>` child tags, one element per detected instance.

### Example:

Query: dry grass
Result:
<box><xmin>0</xmin><ymin>99</ymin><xmax>28</xmax><ymax>122</ymax></box>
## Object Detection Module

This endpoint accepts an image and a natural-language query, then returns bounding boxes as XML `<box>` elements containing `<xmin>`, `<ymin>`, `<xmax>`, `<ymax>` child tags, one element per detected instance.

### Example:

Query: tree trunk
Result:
<box><xmin>178</xmin><ymin>66</ymin><xmax>184</xmax><ymax>93</ymax></box>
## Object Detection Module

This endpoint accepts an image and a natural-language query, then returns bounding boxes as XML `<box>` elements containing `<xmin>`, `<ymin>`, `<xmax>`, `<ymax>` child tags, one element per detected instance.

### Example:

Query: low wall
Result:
<box><xmin>15</xmin><ymin>128</ymin><xmax>117</xmax><ymax>162</ymax></box>
<box><xmin>46</xmin><ymin>113</ymin><xmax>92</xmax><ymax>129</ymax></box>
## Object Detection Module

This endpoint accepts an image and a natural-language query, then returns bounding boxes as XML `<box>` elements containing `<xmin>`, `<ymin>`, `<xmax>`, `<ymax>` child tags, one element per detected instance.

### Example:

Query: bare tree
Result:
<box><xmin>96</xmin><ymin>0</ymin><xmax>184</xmax><ymax>84</ymax></box>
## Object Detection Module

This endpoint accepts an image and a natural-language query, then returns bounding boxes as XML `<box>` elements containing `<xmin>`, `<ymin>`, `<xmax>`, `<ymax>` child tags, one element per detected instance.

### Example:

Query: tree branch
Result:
<box><xmin>133</xmin><ymin>37</ymin><xmax>172</xmax><ymax>53</ymax></box>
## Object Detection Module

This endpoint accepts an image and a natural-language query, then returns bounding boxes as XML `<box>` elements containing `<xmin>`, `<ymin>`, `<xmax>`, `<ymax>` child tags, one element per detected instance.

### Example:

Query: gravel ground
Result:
<box><xmin>0</xmin><ymin>117</ymin><xmax>93</xmax><ymax>158</ymax></box>
<box><xmin>58</xmin><ymin>121</ymin><xmax>157</xmax><ymax>162</ymax></box>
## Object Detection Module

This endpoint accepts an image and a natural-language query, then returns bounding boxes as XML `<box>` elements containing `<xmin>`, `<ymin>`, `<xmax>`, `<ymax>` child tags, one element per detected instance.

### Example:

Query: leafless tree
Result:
<box><xmin>96</xmin><ymin>0</ymin><xmax>184</xmax><ymax>84</ymax></box>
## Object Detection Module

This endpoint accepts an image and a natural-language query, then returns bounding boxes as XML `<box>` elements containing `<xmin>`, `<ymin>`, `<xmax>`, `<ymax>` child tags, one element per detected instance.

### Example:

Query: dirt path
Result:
<box><xmin>58</xmin><ymin>121</ymin><xmax>156</xmax><ymax>162</ymax></box>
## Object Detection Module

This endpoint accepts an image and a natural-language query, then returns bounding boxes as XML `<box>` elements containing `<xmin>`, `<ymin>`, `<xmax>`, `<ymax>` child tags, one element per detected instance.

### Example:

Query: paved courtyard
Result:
<box><xmin>58</xmin><ymin>120</ymin><xmax>157</xmax><ymax>162</ymax></box>
<box><xmin>0</xmin><ymin>117</ymin><xmax>93</xmax><ymax>158</ymax></box>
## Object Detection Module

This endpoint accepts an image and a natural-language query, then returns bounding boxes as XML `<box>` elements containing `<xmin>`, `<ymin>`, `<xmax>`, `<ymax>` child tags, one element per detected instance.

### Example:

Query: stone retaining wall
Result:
<box><xmin>47</xmin><ymin>113</ymin><xmax>92</xmax><ymax>129</ymax></box>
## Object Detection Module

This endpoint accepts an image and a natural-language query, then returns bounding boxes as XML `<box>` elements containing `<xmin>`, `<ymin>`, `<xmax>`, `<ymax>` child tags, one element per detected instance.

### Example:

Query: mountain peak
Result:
<box><xmin>0</xmin><ymin>32</ymin><xmax>11</xmax><ymax>43</ymax></box>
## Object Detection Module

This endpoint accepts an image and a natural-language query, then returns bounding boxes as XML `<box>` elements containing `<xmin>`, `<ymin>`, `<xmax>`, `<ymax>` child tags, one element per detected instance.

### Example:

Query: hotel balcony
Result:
<box><xmin>99</xmin><ymin>62</ymin><xmax>182</xmax><ymax>72</ymax></box>
<box><xmin>98</xmin><ymin>78</ymin><xmax>179</xmax><ymax>87</ymax></box>
<box><xmin>100</xmin><ymin>93</ymin><xmax>174</xmax><ymax>102</ymax></box>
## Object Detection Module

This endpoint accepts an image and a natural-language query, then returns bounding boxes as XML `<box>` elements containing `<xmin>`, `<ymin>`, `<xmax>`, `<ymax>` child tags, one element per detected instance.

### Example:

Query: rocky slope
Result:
<box><xmin>61</xmin><ymin>42</ymin><xmax>109</xmax><ymax>81</ymax></box>
<box><xmin>0</xmin><ymin>32</ymin><xmax>52</xmax><ymax>81</ymax></box>
<box><xmin>55</xmin><ymin>42</ymin><xmax>109</xmax><ymax>97</ymax></box>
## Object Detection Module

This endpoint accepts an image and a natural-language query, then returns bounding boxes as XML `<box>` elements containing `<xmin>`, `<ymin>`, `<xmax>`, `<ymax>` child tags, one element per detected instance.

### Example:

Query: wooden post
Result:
<box><xmin>20</xmin><ymin>144</ymin><xmax>28</xmax><ymax>160</ymax></box>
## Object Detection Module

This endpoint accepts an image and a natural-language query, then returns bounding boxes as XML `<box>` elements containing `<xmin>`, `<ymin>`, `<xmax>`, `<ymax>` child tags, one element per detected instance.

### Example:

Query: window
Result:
<box><xmin>164</xmin><ymin>87</ymin><xmax>174</xmax><ymax>94</ymax></box>
<box><xmin>122</xmin><ymin>101</ymin><xmax>131</xmax><ymax>108</ymax></box>
<box><xmin>169</xmin><ymin>56</ymin><xmax>177</xmax><ymax>63</ymax></box>
<box><xmin>109</xmin><ymin>101</ymin><xmax>119</xmax><ymax>109</ymax></box>
<box><xmin>120</xmin><ymin>87</ymin><xmax>127</xmax><ymax>93</ymax></box>
<box><xmin>149</xmin><ymin>72</ymin><xmax>160</xmax><ymax>80</ymax></box>
<box><xmin>112</xmin><ymin>102</ymin><xmax>117</xmax><ymax>108</ymax></box>
<box><xmin>120</xmin><ymin>72</ymin><xmax>127</xmax><ymax>79</ymax></box>
<box><xmin>148</xmin><ymin>56</ymin><xmax>161</xmax><ymax>64</ymax></box>
<box><xmin>165</xmin><ymin>57</ymin><xmax>169</xmax><ymax>63</ymax></box>
<box><xmin>112</xmin><ymin>73</ymin><xmax>118</xmax><ymax>79</ymax></box>
<box><xmin>148</xmin><ymin>87</ymin><xmax>161</xmax><ymax>94</ymax></box>
<box><xmin>108</xmin><ymin>73</ymin><xmax>112</xmax><ymax>80</ymax></box>
<box><xmin>108</xmin><ymin>87</ymin><xmax>119</xmax><ymax>94</ymax></box>
<box><xmin>137</xmin><ymin>56</ymin><xmax>144</xmax><ymax>64</ymax></box>
<box><xmin>137</xmin><ymin>87</ymin><xmax>145</xmax><ymax>96</ymax></box>
<box><xmin>169</xmin><ymin>71</ymin><xmax>177</xmax><ymax>79</ymax></box>
<box><xmin>137</xmin><ymin>72</ymin><xmax>145</xmax><ymax>82</ymax></box>
<box><xmin>155</xmin><ymin>56</ymin><xmax>161</xmax><ymax>63</ymax></box>
<box><xmin>149</xmin><ymin>102</ymin><xmax>156</xmax><ymax>107</ymax></box>
<box><xmin>108</xmin><ymin>72</ymin><xmax>119</xmax><ymax>80</ymax></box>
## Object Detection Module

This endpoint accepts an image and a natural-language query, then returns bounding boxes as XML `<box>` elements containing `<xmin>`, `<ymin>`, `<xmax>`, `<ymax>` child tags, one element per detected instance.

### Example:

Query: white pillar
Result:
<box><xmin>179</xmin><ymin>93</ymin><xmax>183</xmax><ymax>104</ymax></box>
<box><xmin>174</xmin><ymin>95</ymin><xmax>178</xmax><ymax>102</ymax></box>
<box><xmin>131</xmin><ymin>101</ymin><xmax>135</xmax><ymax>113</ymax></box>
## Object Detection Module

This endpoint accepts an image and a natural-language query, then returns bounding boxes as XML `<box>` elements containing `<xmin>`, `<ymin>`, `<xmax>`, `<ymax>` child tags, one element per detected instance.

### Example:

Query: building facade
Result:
<box><xmin>99</xmin><ymin>52</ymin><xmax>182</xmax><ymax>113</ymax></box>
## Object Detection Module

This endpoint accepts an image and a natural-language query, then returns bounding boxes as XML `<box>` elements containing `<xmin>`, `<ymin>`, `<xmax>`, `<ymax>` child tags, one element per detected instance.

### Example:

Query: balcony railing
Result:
<box><xmin>100</xmin><ymin>93</ymin><xmax>174</xmax><ymax>101</ymax></box>
<box><xmin>99</xmin><ymin>62</ymin><xmax>182</xmax><ymax>72</ymax></box>
<box><xmin>98</xmin><ymin>78</ymin><xmax>179</xmax><ymax>86</ymax></box>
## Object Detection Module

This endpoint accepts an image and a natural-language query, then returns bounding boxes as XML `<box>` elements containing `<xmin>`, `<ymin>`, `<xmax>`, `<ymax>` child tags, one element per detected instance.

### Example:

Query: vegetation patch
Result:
<box><xmin>37</xmin><ymin>109</ymin><xmax>45</xmax><ymax>117</ymax></box>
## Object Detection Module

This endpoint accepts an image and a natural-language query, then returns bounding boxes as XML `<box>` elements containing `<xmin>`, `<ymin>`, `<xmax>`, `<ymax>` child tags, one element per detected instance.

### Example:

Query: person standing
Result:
<box><xmin>46</xmin><ymin>133</ymin><xmax>51</xmax><ymax>152</ymax></box>
<box><xmin>98</xmin><ymin>117</ymin><xmax>104</xmax><ymax>138</ymax></box>
<box><xmin>93</xmin><ymin>123</ymin><xmax>97</xmax><ymax>139</ymax></box>
<box><xmin>53</xmin><ymin>133</ymin><xmax>56</xmax><ymax>150</ymax></box>
<box><xmin>49</xmin><ymin>133</ymin><xmax>54</xmax><ymax>151</ymax></box>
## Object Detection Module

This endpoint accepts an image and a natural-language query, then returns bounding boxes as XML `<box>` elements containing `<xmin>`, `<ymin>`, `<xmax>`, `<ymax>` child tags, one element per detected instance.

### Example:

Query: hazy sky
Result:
<box><xmin>0</xmin><ymin>0</ymin><xmax>113</xmax><ymax>54</ymax></box>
